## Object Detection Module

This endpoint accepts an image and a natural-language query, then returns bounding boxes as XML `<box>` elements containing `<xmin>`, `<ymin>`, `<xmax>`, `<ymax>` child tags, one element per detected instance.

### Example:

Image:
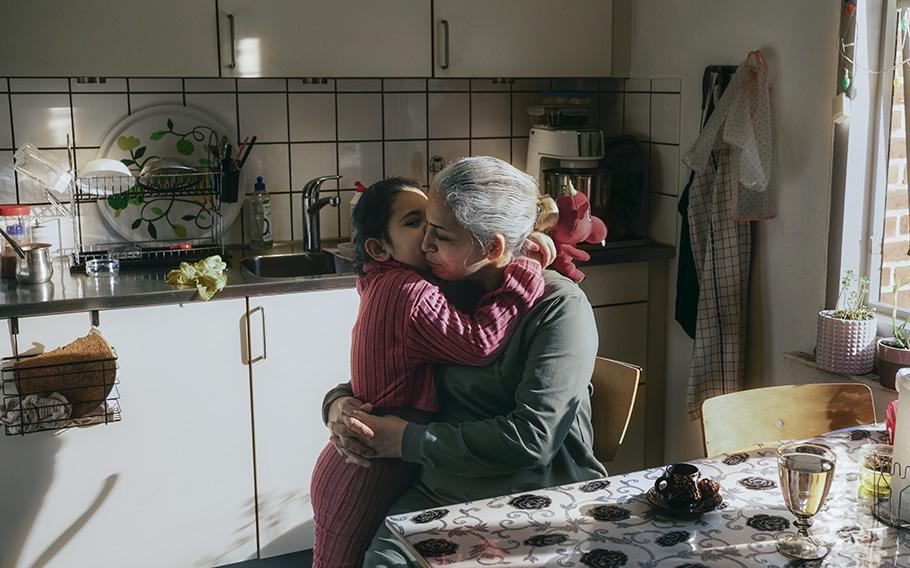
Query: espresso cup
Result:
<box><xmin>654</xmin><ymin>463</ymin><xmax>702</xmax><ymax>508</ymax></box>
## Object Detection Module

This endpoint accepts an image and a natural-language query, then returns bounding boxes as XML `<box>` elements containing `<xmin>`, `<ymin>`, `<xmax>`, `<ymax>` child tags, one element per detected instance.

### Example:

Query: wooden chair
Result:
<box><xmin>701</xmin><ymin>383</ymin><xmax>876</xmax><ymax>457</ymax></box>
<box><xmin>590</xmin><ymin>357</ymin><xmax>641</xmax><ymax>463</ymax></box>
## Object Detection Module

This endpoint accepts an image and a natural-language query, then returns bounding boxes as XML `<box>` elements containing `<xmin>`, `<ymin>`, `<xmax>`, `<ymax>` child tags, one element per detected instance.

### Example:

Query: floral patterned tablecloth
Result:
<box><xmin>386</xmin><ymin>425</ymin><xmax>910</xmax><ymax>567</ymax></box>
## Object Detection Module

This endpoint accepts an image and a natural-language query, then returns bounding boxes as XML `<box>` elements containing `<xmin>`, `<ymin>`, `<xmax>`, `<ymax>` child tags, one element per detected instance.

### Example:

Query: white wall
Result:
<box><xmin>628</xmin><ymin>0</ymin><xmax>841</xmax><ymax>461</ymax></box>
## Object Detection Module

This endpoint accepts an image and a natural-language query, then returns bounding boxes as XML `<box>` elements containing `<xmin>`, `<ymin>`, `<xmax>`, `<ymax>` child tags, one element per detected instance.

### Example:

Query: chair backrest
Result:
<box><xmin>590</xmin><ymin>357</ymin><xmax>641</xmax><ymax>463</ymax></box>
<box><xmin>701</xmin><ymin>382</ymin><xmax>876</xmax><ymax>457</ymax></box>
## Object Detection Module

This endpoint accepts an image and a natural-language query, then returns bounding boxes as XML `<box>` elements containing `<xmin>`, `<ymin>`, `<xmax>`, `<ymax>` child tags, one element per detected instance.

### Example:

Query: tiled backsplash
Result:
<box><xmin>0</xmin><ymin>77</ymin><xmax>681</xmax><ymax>244</ymax></box>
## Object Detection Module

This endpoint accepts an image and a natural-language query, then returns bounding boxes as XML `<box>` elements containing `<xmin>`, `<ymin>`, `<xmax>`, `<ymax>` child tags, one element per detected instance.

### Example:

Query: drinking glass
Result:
<box><xmin>776</xmin><ymin>442</ymin><xmax>837</xmax><ymax>560</ymax></box>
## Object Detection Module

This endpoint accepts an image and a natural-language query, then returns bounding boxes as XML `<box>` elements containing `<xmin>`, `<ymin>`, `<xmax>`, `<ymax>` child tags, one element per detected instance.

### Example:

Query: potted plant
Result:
<box><xmin>877</xmin><ymin>279</ymin><xmax>910</xmax><ymax>389</ymax></box>
<box><xmin>816</xmin><ymin>271</ymin><xmax>876</xmax><ymax>375</ymax></box>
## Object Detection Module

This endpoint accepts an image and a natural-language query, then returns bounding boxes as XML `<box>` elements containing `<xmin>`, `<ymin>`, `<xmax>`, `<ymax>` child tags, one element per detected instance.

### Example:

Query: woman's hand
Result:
<box><xmin>327</xmin><ymin>396</ymin><xmax>376</xmax><ymax>467</ymax></box>
<box><xmin>351</xmin><ymin>410</ymin><xmax>409</xmax><ymax>459</ymax></box>
<box><xmin>524</xmin><ymin>231</ymin><xmax>557</xmax><ymax>268</ymax></box>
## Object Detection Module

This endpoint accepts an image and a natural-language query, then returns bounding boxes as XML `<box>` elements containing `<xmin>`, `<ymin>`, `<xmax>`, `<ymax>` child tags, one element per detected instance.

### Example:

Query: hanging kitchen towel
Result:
<box><xmin>682</xmin><ymin>50</ymin><xmax>768</xmax><ymax>419</ymax></box>
<box><xmin>685</xmin><ymin>51</ymin><xmax>774</xmax><ymax>221</ymax></box>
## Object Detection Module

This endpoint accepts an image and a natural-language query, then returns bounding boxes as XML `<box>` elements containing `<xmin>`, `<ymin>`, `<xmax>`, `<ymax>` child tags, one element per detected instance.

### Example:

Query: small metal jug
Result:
<box><xmin>16</xmin><ymin>243</ymin><xmax>53</xmax><ymax>284</ymax></box>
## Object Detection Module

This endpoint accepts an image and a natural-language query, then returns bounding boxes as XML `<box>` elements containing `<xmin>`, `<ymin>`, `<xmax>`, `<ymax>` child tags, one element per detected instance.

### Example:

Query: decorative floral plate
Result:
<box><xmin>94</xmin><ymin>105</ymin><xmax>255</xmax><ymax>242</ymax></box>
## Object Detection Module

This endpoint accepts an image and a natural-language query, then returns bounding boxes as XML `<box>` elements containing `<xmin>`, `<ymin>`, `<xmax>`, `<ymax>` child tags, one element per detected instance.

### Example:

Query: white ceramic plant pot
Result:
<box><xmin>816</xmin><ymin>310</ymin><xmax>876</xmax><ymax>375</ymax></box>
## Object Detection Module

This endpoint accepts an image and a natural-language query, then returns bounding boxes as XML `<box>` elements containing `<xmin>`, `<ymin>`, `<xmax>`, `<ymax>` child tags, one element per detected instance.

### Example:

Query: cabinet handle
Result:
<box><xmin>249</xmin><ymin>305</ymin><xmax>267</xmax><ymax>363</ymax></box>
<box><xmin>227</xmin><ymin>14</ymin><xmax>237</xmax><ymax>70</ymax></box>
<box><xmin>440</xmin><ymin>19</ymin><xmax>450</xmax><ymax>70</ymax></box>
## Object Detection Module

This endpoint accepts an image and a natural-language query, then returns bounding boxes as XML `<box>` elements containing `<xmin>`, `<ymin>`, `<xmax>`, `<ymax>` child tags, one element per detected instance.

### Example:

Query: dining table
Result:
<box><xmin>385</xmin><ymin>425</ymin><xmax>910</xmax><ymax>567</ymax></box>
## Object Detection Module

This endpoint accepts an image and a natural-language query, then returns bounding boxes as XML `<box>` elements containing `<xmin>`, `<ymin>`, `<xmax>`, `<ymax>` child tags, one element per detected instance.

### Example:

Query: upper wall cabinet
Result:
<box><xmin>218</xmin><ymin>0</ymin><xmax>431</xmax><ymax>78</ymax></box>
<box><xmin>433</xmin><ymin>0</ymin><xmax>624</xmax><ymax>78</ymax></box>
<box><xmin>0</xmin><ymin>0</ymin><xmax>219</xmax><ymax>77</ymax></box>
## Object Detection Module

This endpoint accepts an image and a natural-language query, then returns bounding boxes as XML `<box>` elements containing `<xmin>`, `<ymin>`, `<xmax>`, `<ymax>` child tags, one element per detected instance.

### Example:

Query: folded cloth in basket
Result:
<box><xmin>0</xmin><ymin>392</ymin><xmax>71</xmax><ymax>434</ymax></box>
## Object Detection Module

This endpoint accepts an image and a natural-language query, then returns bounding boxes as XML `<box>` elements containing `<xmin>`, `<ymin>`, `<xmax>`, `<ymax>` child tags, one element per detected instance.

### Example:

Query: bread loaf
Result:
<box><xmin>15</xmin><ymin>329</ymin><xmax>116</xmax><ymax>419</ymax></box>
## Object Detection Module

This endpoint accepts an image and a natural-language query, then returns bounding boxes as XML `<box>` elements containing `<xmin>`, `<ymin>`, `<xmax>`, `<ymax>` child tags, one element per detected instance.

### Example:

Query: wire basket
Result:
<box><xmin>865</xmin><ymin>445</ymin><xmax>910</xmax><ymax>530</ymax></box>
<box><xmin>0</xmin><ymin>350</ymin><xmax>121</xmax><ymax>436</ymax></box>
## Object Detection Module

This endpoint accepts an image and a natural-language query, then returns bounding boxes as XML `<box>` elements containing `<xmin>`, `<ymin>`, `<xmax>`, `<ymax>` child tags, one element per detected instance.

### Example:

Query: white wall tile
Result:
<box><xmin>428</xmin><ymin>93</ymin><xmax>468</xmax><ymax>139</ymax></box>
<box><xmin>600</xmin><ymin>78</ymin><xmax>623</xmax><ymax>92</ymax></box>
<box><xmin>290</xmin><ymin>143</ymin><xmax>337</xmax><ymax>190</ymax></box>
<box><xmin>10</xmin><ymin>79</ymin><xmax>68</xmax><ymax>92</ymax></box>
<box><xmin>600</xmin><ymin>93</ymin><xmax>623</xmax><ymax>138</ymax></box>
<box><xmin>0</xmin><ymin>151</ymin><xmax>14</xmax><ymax>203</ymax></box>
<box><xmin>72</xmin><ymin>94</ymin><xmax>129</xmax><ymax>146</ymax></box>
<box><xmin>268</xmin><ymin>192</ymin><xmax>293</xmax><ymax>241</ymax></box>
<box><xmin>471</xmin><ymin>93</ymin><xmax>510</xmax><ymax>138</ymax></box>
<box><xmin>249</xmin><ymin>143</ymin><xmax>290</xmax><ymax>190</ymax></box>
<box><xmin>623</xmin><ymin>93</ymin><xmax>650</xmax><ymax>141</ymax></box>
<box><xmin>428</xmin><ymin>79</ymin><xmax>468</xmax><ymax>92</ymax></box>
<box><xmin>428</xmin><ymin>139</ymin><xmax>470</xmax><ymax>172</ymax></box>
<box><xmin>289</xmin><ymin>93</ymin><xmax>335</xmax><ymax>142</ymax></box>
<box><xmin>338</xmin><ymin>79</ymin><xmax>380</xmax><ymax>92</ymax></box>
<box><xmin>130</xmin><ymin>78</ymin><xmax>183</xmax><ymax>92</ymax></box>
<box><xmin>624</xmin><ymin>78</ymin><xmax>651</xmax><ymax>92</ymax></box>
<box><xmin>338</xmin><ymin>142</ymin><xmax>382</xmax><ymax>188</ymax></box>
<box><xmin>289</xmin><ymin>79</ymin><xmax>335</xmax><ymax>92</ymax></box>
<box><xmin>185</xmin><ymin>93</ymin><xmax>238</xmax><ymax>141</ymax></box>
<box><xmin>511</xmin><ymin>138</ymin><xmax>529</xmax><ymax>173</ymax></box>
<box><xmin>650</xmin><ymin>93</ymin><xmax>680</xmax><ymax>144</ymax></box>
<box><xmin>0</xmin><ymin>79</ymin><xmax>8</xmax><ymax>93</ymax></box>
<box><xmin>225</xmin><ymin>213</ymin><xmax>243</xmax><ymax>245</ymax></box>
<box><xmin>471</xmin><ymin>138</ymin><xmax>511</xmax><ymax>163</ymax></box>
<box><xmin>385</xmin><ymin>140</ymin><xmax>427</xmax><ymax>185</ymax></box>
<box><xmin>185</xmin><ymin>78</ymin><xmax>235</xmax><ymax>92</ymax></box>
<box><xmin>650</xmin><ymin>143</ymin><xmax>680</xmax><ymax>196</ymax></box>
<box><xmin>16</xmin><ymin>148</ymin><xmax>69</xmax><ymax>202</ymax></box>
<box><xmin>648</xmin><ymin>192</ymin><xmax>678</xmax><ymax>245</ymax></box>
<box><xmin>239</xmin><ymin>93</ymin><xmax>288</xmax><ymax>143</ymax></box>
<box><xmin>130</xmin><ymin>92</ymin><xmax>183</xmax><ymax>113</ymax></box>
<box><xmin>74</xmin><ymin>147</ymin><xmax>98</xmax><ymax>171</ymax></box>
<box><xmin>652</xmin><ymin>78</ymin><xmax>682</xmax><ymax>93</ymax></box>
<box><xmin>384</xmin><ymin>79</ymin><xmax>426</xmax><ymax>92</ymax></box>
<box><xmin>337</xmin><ymin>94</ymin><xmax>381</xmax><ymax>141</ymax></box>
<box><xmin>512</xmin><ymin>92</ymin><xmax>542</xmax><ymax>136</ymax></box>
<box><xmin>11</xmin><ymin>94</ymin><xmax>72</xmax><ymax>147</ymax></box>
<box><xmin>384</xmin><ymin>93</ymin><xmax>426</xmax><ymax>140</ymax></box>
<box><xmin>338</xmin><ymin>189</ymin><xmax>356</xmax><ymax>238</ymax></box>
<box><xmin>0</xmin><ymin>95</ymin><xmax>11</xmax><ymax>148</ymax></box>
<box><xmin>513</xmin><ymin>79</ymin><xmax>550</xmax><ymax>91</ymax></box>
<box><xmin>70</xmin><ymin>78</ymin><xmax>127</xmax><ymax>93</ymax></box>
<box><xmin>238</xmin><ymin>79</ymin><xmax>286</xmax><ymax>92</ymax></box>
<box><xmin>471</xmin><ymin>79</ymin><xmax>510</xmax><ymax>92</ymax></box>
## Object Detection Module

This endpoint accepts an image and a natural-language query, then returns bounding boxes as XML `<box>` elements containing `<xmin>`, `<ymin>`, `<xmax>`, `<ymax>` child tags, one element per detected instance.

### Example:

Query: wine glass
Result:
<box><xmin>776</xmin><ymin>442</ymin><xmax>837</xmax><ymax>560</ymax></box>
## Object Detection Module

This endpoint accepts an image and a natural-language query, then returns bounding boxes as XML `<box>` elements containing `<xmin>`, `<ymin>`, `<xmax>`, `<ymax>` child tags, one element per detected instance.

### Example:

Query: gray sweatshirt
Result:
<box><xmin>322</xmin><ymin>270</ymin><xmax>606</xmax><ymax>506</ymax></box>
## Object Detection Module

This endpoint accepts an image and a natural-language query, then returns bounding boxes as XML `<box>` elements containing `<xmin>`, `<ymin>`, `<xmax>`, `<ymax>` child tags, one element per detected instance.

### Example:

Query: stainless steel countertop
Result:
<box><xmin>0</xmin><ymin>242</ymin><xmax>357</xmax><ymax>319</ymax></box>
<box><xmin>0</xmin><ymin>240</ymin><xmax>674</xmax><ymax>320</ymax></box>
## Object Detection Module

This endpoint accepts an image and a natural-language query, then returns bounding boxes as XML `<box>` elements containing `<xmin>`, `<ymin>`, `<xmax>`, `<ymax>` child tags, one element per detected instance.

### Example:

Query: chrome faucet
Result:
<box><xmin>302</xmin><ymin>175</ymin><xmax>342</xmax><ymax>251</ymax></box>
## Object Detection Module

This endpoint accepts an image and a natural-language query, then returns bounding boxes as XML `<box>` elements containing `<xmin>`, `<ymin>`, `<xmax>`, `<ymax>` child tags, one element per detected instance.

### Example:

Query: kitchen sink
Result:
<box><xmin>240</xmin><ymin>251</ymin><xmax>338</xmax><ymax>278</ymax></box>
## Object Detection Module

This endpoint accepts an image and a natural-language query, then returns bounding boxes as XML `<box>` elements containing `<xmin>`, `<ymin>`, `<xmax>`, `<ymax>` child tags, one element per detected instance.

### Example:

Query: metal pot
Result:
<box><xmin>16</xmin><ymin>243</ymin><xmax>54</xmax><ymax>284</ymax></box>
<box><xmin>543</xmin><ymin>167</ymin><xmax>611</xmax><ymax>217</ymax></box>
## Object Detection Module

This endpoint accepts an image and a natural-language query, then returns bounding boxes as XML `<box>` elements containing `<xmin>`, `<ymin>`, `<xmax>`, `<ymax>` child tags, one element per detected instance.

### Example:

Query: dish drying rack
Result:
<box><xmin>43</xmin><ymin>136</ymin><xmax>228</xmax><ymax>272</ymax></box>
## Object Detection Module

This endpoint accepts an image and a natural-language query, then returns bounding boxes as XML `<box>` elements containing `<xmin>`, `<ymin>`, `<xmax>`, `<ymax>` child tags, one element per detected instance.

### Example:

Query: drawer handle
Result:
<box><xmin>227</xmin><ymin>14</ymin><xmax>237</xmax><ymax>70</ymax></box>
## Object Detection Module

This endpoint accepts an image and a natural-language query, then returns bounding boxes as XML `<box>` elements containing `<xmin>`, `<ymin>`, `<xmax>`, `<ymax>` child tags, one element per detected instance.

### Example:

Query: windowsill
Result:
<box><xmin>783</xmin><ymin>351</ymin><xmax>894</xmax><ymax>395</ymax></box>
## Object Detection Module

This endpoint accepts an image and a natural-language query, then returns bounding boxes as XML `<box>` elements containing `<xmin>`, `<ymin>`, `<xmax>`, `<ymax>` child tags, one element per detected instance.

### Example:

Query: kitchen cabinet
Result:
<box><xmin>0</xmin><ymin>0</ymin><xmax>219</xmax><ymax>77</ymax></box>
<box><xmin>432</xmin><ymin>0</ymin><xmax>622</xmax><ymax>77</ymax></box>
<box><xmin>217</xmin><ymin>0</ymin><xmax>431</xmax><ymax>78</ymax></box>
<box><xmin>244</xmin><ymin>288</ymin><xmax>359</xmax><ymax>557</ymax></box>
<box><xmin>0</xmin><ymin>300</ymin><xmax>256</xmax><ymax>568</ymax></box>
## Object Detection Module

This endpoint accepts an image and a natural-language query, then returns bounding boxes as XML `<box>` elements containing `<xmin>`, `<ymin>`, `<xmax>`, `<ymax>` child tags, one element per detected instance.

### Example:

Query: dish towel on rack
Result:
<box><xmin>682</xmin><ymin>50</ymin><xmax>773</xmax><ymax>419</ymax></box>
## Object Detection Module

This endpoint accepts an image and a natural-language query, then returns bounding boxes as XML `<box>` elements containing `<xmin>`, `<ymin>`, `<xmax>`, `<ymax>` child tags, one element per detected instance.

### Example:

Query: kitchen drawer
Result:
<box><xmin>579</xmin><ymin>262</ymin><xmax>649</xmax><ymax>306</ymax></box>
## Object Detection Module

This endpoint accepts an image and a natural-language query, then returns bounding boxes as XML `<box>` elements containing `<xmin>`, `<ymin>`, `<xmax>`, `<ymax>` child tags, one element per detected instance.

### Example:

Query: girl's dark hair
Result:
<box><xmin>352</xmin><ymin>176</ymin><xmax>421</xmax><ymax>275</ymax></box>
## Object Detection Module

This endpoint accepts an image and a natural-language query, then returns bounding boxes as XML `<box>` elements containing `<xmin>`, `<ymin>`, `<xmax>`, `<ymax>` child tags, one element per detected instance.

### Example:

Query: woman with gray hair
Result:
<box><xmin>323</xmin><ymin>156</ymin><xmax>604</xmax><ymax>567</ymax></box>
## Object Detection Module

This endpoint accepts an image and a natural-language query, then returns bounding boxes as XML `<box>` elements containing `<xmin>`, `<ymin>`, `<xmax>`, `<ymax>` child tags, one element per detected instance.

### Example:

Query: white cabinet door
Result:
<box><xmin>246</xmin><ymin>288</ymin><xmax>359</xmax><ymax>557</ymax></box>
<box><xmin>433</xmin><ymin>0</ymin><xmax>614</xmax><ymax>77</ymax></box>
<box><xmin>0</xmin><ymin>0</ymin><xmax>219</xmax><ymax>77</ymax></box>
<box><xmin>0</xmin><ymin>300</ymin><xmax>257</xmax><ymax>568</ymax></box>
<box><xmin>218</xmin><ymin>0</ymin><xmax>431</xmax><ymax>77</ymax></box>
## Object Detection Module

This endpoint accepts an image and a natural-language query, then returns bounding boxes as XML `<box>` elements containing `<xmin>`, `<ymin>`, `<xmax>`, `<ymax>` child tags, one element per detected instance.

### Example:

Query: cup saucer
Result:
<box><xmin>646</xmin><ymin>487</ymin><xmax>723</xmax><ymax>515</ymax></box>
